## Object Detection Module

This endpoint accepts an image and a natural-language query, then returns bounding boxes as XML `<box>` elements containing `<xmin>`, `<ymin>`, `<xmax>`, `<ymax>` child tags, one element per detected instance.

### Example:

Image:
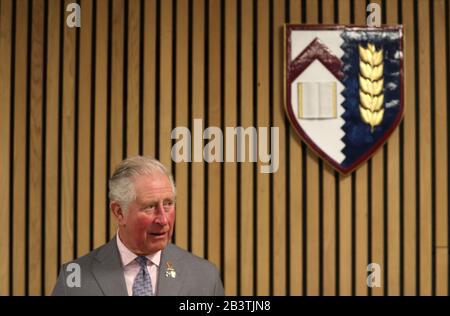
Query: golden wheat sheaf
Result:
<box><xmin>359</xmin><ymin>43</ymin><xmax>384</xmax><ymax>133</ymax></box>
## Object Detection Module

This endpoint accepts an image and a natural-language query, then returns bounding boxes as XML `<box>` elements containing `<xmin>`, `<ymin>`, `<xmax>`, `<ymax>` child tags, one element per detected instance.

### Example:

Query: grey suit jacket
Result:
<box><xmin>52</xmin><ymin>236</ymin><xmax>224</xmax><ymax>296</ymax></box>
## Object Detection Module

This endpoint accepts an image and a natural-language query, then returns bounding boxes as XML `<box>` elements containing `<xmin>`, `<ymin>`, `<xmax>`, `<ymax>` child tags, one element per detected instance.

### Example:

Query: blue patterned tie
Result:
<box><xmin>132</xmin><ymin>256</ymin><xmax>154</xmax><ymax>296</ymax></box>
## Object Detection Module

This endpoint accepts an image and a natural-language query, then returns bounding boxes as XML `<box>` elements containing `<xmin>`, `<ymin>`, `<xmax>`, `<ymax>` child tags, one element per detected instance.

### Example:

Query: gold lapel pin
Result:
<box><xmin>165</xmin><ymin>261</ymin><xmax>176</xmax><ymax>278</ymax></box>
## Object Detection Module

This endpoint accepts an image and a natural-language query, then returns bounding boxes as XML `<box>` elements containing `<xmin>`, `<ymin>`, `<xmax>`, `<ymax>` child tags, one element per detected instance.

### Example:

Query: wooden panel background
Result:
<box><xmin>0</xmin><ymin>0</ymin><xmax>448</xmax><ymax>296</ymax></box>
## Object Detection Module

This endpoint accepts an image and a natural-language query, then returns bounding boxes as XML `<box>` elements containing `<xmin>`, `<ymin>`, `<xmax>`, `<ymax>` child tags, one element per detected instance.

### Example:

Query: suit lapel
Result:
<box><xmin>156</xmin><ymin>244</ymin><xmax>185</xmax><ymax>296</ymax></box>
<box><xmin>92</xmin><ymin>236</ymin><xmax>128</xmax><ymax>296</ymax></box>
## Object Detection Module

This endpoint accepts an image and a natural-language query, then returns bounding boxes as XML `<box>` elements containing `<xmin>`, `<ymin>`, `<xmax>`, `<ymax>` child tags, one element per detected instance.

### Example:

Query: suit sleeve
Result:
<box><xmin>52</xmin><ymin>265</ymin><xmax>67</xmax><ymax>296</ymax></box>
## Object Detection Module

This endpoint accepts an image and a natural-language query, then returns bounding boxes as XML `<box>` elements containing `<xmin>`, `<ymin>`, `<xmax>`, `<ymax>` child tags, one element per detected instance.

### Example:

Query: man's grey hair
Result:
<box><xmin>109</xmin><ymin>156</ymin><xmax>176</xmax><ymax>211</ymax></box>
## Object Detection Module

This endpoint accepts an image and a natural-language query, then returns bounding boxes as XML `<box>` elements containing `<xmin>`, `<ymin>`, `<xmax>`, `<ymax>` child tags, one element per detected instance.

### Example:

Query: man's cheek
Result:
<box><xmin>134</xmin><ymin>216</ymin><xmax>153</xmax><ymax>232</ymax></box>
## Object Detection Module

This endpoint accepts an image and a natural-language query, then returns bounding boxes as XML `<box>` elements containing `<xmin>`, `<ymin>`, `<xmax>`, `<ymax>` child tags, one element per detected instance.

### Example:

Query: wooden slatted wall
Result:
<box><xmin>0</xmin><ymin>0</ymin><xmax>448</xmax><ymax>296</ymax></box>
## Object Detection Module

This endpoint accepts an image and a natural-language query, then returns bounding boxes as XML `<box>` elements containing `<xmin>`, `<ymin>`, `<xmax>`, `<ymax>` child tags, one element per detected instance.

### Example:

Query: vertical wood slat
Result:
<box><xmin>191</xmin><ymin>0</ymin><xmax>205</xmax><ymax>258</ymax></box>
<box><xmin>188</xmin><ymin>0</ymin><xmax>206</xmax><ymax>257</ymax></box>
<box><xmin>77</xmin><ymin>0</ymin><xmax>92</xmax><ymax>259</ymax></box>
<box><xmin>224</xmin><ymin>0</ymin><xmax>238</xmax><ymax>296</ymax></box>
<box><xmin>0</xmin><ymin>0</ymin><xmax>12</xmax><ymax>296</ymax></box>
<box><xmin>402</xmin><ymin>0</ymin><xmax>417</xmax><ymax>296</ymax></box>
<box><xmin>159</xmin><ymin>0</ymin><xmax>173</xmax><ymax>169</ymax></box>
<box><xmin>240</xmin><ymin>0</ymin><xmax>255</xmax><ymax>296</ymax></box>
<box><xmin>434</xmin><ymin>0</ymin><xmax>449</xmax><ymax>296</ymax></box>
<box><xmin>369</xmin><ymin>0</ymin><xmax>386</xmax><ymax>296</ymax></box>
<box><xmin>93</xmin><ymin>0</ymin><xmax>108</xmax><ymax>249</ymax></box>
<box><xmin>29</xmin><ymin>0</ymin><xmax>44</xmax><ymax>295</ymax></box>
<box><xmin>386</xmin><ymin>0</ymin><xmax>401</xmax><ymax>296</ymax></box>
<box><xmin>61</xmin><ymin>0</ymin><xmax>76</xmax><ymax>265</ymax></box>
<box><xmin>272</xmin><ymin>0</ymin><xmax>287</xmax><ymax>296</ymax></box>
<box><xmin>207</xmin><ymin>0</ymin><xmax>222</xmax><ymax>272</ymax></box>
<box><xmin>126</xmin><ymin>0</ymin><xmax>140</xmax><ymax>158</ymax></box>
<box><xmin>45</xmin><ymin>0</ymin><xmax>61</xmax><ymax>295</ymax></box>
<box><xmin>13</xmin><ymin>0</ymin><xmax>29</xmax><ymax>296</ymax></box>
<box><xmin>288</xmin><ymin>0</ymin><xmax>303</xmax><ymax>296</ymax></box>
<box><xmin>256</xmin><ymin>0</ymin><xmax>270</xmax><ymax>296</ymax></box>
<box><xmin>418</xmin><ymin>0</ymin><xmax>433</xmax><ymax>296</ymax></box>
<box><xmin>174</xmin><ymin>0</ymin><xmax>189</xmax><ymax>250</ymax></box>
<box><xmin>109</xmin><ymin>0</ymin><xmax>125</xmax><ymax>238</ymax></box>
<box><xmin>321</xmin><ymin>0</ymin><xmax>336</xmax><ymax>296</ymax></box>
<box><xmin>353</xmin><ymin>0</ymin><xmax>369</xmax><ymax>296</ymax></box>
<box><xmin>142</xmin><ymin>0</ymin><xmax>156</xmax><ymax>156</ymax></box>
<box><xmin>305</xmin><ymin>0</ymin><xmax>320</xmax><ymax>296</ymax></box>
<box><xmin>355</xmin><ymin>163</ymin><xmax>368</xmax><ymax>293</ymax></box>
<box><xmin>371</xmin><ymin>132</ymin><xmax>384</xmax><ymax>293</ymax></box>
<box><xmin>337</xmin><ymin>0</ymin><xmax>353</xmax><ymax>297</ymax></box>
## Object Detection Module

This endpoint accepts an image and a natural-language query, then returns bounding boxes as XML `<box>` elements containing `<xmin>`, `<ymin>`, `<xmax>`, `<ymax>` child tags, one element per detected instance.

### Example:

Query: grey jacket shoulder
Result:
<box><xmin>52</xmin><ymin>239</ymin><xmax>127</xmax><ymax>296</ymax></box>
<box><xmin>157</xmin><ymin>243</ymin><xmax>224</xmax><ymax>296</ymax></box>
<box><xmin>163</xmin><ymin>243</ymin><xmax>218</xmax><ymax>273</ymax></box>
<box><xmin>52</xmin><ymin>238</ymin><xmax>224</xmax><ymax>296</ymax></box>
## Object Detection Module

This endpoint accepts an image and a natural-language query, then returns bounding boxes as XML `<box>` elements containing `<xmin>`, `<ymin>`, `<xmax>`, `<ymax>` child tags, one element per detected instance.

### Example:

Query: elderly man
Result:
<box><xmin>52</xmin><ymin>156</ymin><xmax>224</xmax><ymax>296</ymax></box>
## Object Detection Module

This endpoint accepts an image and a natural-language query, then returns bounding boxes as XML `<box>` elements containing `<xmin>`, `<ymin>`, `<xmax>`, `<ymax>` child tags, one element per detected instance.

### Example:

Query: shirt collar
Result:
<box><xmin>116</xmin><ymin>231</ymin><xmax>161</xmax><ymax>267</ymax></box>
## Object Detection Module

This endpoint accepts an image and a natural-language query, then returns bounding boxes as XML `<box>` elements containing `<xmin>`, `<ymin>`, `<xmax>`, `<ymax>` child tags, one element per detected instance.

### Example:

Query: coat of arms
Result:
<box><xmin>285</xmin><ymin>25</ymin><xmax>403</xmax><ymax>174</ymax></box>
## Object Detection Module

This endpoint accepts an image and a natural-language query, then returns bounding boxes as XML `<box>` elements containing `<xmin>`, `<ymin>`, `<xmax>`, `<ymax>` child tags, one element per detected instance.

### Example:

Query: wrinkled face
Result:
<box><xmin>112</xmin><ymin>172</ymin><xmax>176</xmax><ymax>255</ymax></box>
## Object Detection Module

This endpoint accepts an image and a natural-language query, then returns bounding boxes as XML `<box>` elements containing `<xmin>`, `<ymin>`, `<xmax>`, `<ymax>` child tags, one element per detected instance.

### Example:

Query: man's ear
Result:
<box><xmin>110</xmin><ymin>201</ymin><xmax>126</xmax><ymax>225</ymax></box>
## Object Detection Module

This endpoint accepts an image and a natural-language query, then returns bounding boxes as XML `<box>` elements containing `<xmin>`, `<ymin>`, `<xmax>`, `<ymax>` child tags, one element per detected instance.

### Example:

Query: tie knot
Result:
<box><xmin>136</xmin><ymin>256</ymin><xmax>148</xmax><ymax>268</ymax></box>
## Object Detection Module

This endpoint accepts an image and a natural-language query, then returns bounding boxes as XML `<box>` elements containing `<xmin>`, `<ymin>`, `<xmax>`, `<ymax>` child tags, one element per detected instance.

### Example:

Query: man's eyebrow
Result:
<box><xmin>140</xmin><ymin>196</ymin><xmax>174</xmax><ymax>203</ymax></box>
<box><xmin>137</xmin><ymin>197</ymin><xmax>157</xmax><ymax>204</ymax></box>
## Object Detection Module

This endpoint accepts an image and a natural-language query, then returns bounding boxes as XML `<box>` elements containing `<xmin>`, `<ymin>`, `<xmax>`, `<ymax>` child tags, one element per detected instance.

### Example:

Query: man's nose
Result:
<box><xmin>155</xmin><ymin>205</ymin><xmax>168</xmax><ymax>225</ymax></box>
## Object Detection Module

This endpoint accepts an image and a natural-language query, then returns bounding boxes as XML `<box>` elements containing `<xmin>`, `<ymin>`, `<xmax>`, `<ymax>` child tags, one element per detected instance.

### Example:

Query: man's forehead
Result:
<box><xmin>133</xmin><ymin>173</ymin><xmax>174</xmax><ymax>197</ymax></box>
<box><xmin>133</xmin><ymin>171</ymin><xmax>169</xmax><ymax>183</ymax></box>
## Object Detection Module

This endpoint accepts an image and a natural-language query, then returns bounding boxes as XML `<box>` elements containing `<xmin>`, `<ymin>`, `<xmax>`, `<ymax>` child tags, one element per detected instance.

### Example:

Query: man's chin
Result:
<box><xmin>145</xmin><ymin>238</ymin><xmax>168</xmax><ymax>252</ymax></box>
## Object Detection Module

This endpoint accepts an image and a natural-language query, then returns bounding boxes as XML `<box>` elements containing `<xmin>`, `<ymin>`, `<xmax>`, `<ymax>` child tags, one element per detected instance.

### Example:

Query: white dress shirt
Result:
<box><xmin>116</xmin><ymin>232</ymin><xmax>161</xmax><ymax>296</ymax></box>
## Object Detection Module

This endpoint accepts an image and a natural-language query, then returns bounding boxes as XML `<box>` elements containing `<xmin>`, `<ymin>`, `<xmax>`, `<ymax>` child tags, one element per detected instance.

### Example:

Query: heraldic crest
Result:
<box><xmin>285</xmin><ymin>25</ymin><xmax>403</xmax><ymax>174</ymax></box>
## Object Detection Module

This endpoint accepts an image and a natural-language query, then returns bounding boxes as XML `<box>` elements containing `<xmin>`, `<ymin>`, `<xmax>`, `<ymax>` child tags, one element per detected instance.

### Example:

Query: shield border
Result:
<box><xmin>284</xmin><ymin>24</ymin><xmax>404</xmax><ymax>175</ymax></box>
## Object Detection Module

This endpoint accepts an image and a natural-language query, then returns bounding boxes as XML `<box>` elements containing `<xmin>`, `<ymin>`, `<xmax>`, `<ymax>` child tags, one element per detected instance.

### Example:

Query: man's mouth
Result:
<box><xmin>149</xmin><ymin>232</ymin><xmax>166</xmax><ymax>237</ymax></box>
